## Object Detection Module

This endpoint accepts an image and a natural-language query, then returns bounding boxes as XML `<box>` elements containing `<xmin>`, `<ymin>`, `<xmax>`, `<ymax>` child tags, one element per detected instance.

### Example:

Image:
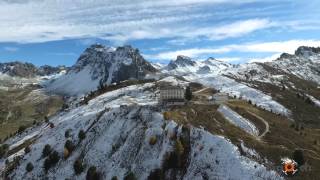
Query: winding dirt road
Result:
<box><xmin>245</xmin><ymin>110</ymin><xmax>270</xmax><ymax>140</ymax></box>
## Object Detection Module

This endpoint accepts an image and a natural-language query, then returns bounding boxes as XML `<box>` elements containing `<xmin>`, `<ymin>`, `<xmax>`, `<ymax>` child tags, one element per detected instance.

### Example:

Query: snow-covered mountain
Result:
<box><xmin>46</xmin><ymin>44</ymin><xmax>157</xmax><ymax>96</ymax></box>
<box><xmin>222</xmin><ymin>47</ymin><xmax>320</xmax><ymax>85</ymax></box>
<box><xmin>163</xmin><ymin>47</ymin><xmax>320</xmax><ymax>86</ymax></box>
<box><xmin>163</xmin><ymin>56</ymin><xmax>232</xmax><ymax>76</ymax></box>
<box><xmin>162</xmin><ymin>47</ymin><xmax>320</xmax><ymax>115</ymax></box>
<box><xmin>3</xmin><ymin>80</ymin><xmax>282</xmax><ymax>180</ymax></box>
<box><xmin>267</xmin><ymin>50</ymin><xmax>320</xmax><ymax>84</ymax></box>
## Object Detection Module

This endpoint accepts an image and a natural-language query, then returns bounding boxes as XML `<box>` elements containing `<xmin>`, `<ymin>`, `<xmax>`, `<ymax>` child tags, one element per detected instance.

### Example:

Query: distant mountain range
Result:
<box><xmin>163</xmin><ymin>46</ymin><xmax>320</xmax><ymax>85</ymax></box>
<box><xmin>1</xmin><ymin>45</ymin><xmax>320</xmax><ymax>95</ymax></box>
<box><xmin>0</xmin><ymin>61</ymin><xmax>68</xmax><ymax>78</ymax></box>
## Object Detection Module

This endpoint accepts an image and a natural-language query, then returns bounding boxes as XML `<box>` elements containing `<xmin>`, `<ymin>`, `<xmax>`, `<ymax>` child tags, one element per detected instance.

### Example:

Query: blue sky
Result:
<box><xmin>1</xmin><ymin>0</ymin><xmax>320</xmax><ymax>66</ymax></box>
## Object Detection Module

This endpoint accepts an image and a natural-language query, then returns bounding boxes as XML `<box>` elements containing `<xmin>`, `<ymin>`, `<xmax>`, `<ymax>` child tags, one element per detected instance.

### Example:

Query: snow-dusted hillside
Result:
<box><xmin>267</xmin><ymin>52</ymin><xmax>320</xmax><ymax>85</ymax></box>
<box><xmin>162</xmin><ymin>46</ymin><xmax>320</xmax><ymax>116</ymax></box>
<box><xmin>46</xmin><ymin>44</ymin><xmax>157</xmax><ymax>96</ymax></box>
<box><xmin>163</xmin><ymin>57</ymin><xmax>291</xmax><ymax>116</ymax></box>
<box><xmin>224</xmin><ymin>47</ymin><xmax>320</xmax><ymax>86</ymax></box>
<box><xmin>3</xmin><ymin>81</ymin><xmax>282</xmax><ymax>180</ymax></box>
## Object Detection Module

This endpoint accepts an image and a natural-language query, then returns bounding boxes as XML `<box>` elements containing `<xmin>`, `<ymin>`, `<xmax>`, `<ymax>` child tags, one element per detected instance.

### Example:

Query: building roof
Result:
<box><xmin>160</xmin><ymin>85</ymin><xmax>184</xmax><ymax>90</ymax></box>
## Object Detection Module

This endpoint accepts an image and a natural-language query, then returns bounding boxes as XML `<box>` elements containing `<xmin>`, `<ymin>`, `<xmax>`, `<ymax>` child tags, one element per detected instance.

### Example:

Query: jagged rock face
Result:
<box><xmin>72</xmin><ymin>44</ymin><xmax>157</xmax><ymax>84</ymax></box>
<box><xmin>0</xmin><ymin>61</ymin><xmax>38</xmax><ymax>78</ymax></box>
<box><xmin>167</xmin><ymin>55</ymin><xmax>196</xmax><ymax>70</ymax></box>
<box><xmin>267</xmin><ymin>47</ymin><xmax>320</xmax><ymax>84</ymax></box>
<box><xmin>295</xmin><ymin>46</ymin><xmax>320</xmax><ymax>57</ymax></box>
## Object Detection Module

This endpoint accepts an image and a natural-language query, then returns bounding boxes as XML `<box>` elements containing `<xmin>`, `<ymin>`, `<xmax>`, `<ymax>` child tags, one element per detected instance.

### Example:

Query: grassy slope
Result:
<box><xmin>247</xmin><ymin>75</ymin><xmax>320</xmax><ymax>127</ymax></box>
<box><xmin>231</xmin><ymin>63</ymin><xmax>320</xmax><ymax>127</ymax></box>
<box><xmin>0</xmin><ymin>86</ymin><xmax>63</xmax><ymax>140</ymax></box>
<box><xmin>164</xmin><ymin>100</ymin><xmax>320</xmax><ymax>179</ymax></box>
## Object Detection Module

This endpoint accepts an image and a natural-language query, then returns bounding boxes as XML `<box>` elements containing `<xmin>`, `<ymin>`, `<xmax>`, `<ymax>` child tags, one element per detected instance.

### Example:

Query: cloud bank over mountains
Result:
<box><xmin>1</xmin><ymin>0</ymin><xmax>320</xmax><ymax>63</ymax></box>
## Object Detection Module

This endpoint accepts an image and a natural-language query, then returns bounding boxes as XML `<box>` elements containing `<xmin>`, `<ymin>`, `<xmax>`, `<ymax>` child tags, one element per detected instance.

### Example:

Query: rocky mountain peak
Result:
<box><xmin>204</xmin><ymin>57</ymin><xmax>228</xmax><ymax>65</ymax></box>
<box><xmin>175</xmin><ymin>55</ymin><xmax>196</xmax><ymax>66</ymax></box>
<box><xmin>278</xmin><ymin>53</ymin><xmax>296</xmax><ymax>59</ymax></box>
<box><xmin>73</xmin><ymin>44</ymin><xmax>147</xmax><ymax>72</ymax></box>
<box><xmin>47</xmin><ymin>44</ymin><xmax>157</xmax><ymax>96</ymax></box>
<box><xmin>167</xmin><ymin>55</ymin><xmax>196</xmax><ymax>70</ymax></box>
<box><xmin>295</xmin><ymin>46</ymin><xmax>320</xmax><ymax>57</ymax></box>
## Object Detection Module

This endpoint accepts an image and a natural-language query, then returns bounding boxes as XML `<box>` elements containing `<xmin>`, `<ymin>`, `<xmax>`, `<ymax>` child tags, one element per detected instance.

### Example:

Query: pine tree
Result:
<box><xmin>86</xmin><ymin>166</ymin><xmax>100</xmax><ymax>180</ymax></box>
<box><xmin>73</xmin><ymin>159</ymin><xmax>84</xmax><ymax>175</ymax></box>
<box><xmin>78</xmin><ymin>130</ymin><xmax>86</xmax><ymax>141</ymax></box>
<box><xmin>42</xmin><ymin>144</ymin><xmax>52</xmax><ymax>157</ymax></box>
<box><xmin>24</xmin><ymin>146</ymin><xmax>31</xmax><ymax>154</ymax></box>
<box><xmin>185</xmin><ymin>86</ymin><xmax>192</xmax><ymax>101</ymax></box>
<box><xmin>44</xmin><ymin>116</ymin><xmax>49</xmax><ymax>123</ymax></box>
<box><xmin>65</xmin><ymin>140</ymin><xmax>75</xmax><ymax>153</ymax></box>
<box><xmin>26</xmin><ymin>162</ymin><xmax>34</xmax><ymax>172</ymax></box>
<box><xmin>293</xmin><ymin>149</ymin><xmax>305</xmax><ymax>166</ymax></box>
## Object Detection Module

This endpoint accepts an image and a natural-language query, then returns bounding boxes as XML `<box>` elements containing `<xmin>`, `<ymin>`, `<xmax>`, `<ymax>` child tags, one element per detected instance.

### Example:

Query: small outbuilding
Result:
<box><xmin>210</xmin><ymin>92</ymin><xmax>229</xmax><ymax>104</ymax></box>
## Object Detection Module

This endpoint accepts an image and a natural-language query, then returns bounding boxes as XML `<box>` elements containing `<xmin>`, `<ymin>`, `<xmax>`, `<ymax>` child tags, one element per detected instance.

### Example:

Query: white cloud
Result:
<box><xmin>218</xmin><ymin>57</ymin><xmax>243</xmax><ymax>62</ymax></box>
<box><xmin>185</xmin><ymin>19</ymin><xmax>273</xmax><ymax>40</ymax></box>
<box><xmin>0</xmin><ymin>0</ymin><xmax>270</xmax><ymax>43</ymax></box>
<box><xmin>147</xmin><ymin>47</ymin><xmax>231</xmax><ymax>60</ymax></box>
<box><xmin>230</xmin><ymin>40</ymin><xmax>320</xmax><ymax>54</ymax></box>
<box><xmin>146</xmin><ymin>39</ymin><xmax>320</xmax><ymax>61</ymax></box>
<box><xmin>248</xmin><ymin>53</ymin><xmax>281</xmax><ymax>63</ymax></box>
<box><xmin>3</xmin><ymin>47</ymin><xmax>19</xmax><ymax>52</ymax></box>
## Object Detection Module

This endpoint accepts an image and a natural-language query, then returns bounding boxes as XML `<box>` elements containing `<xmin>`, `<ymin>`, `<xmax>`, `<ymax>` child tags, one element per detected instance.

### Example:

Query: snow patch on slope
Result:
<box><xmin>46</xmin><ymin>66</ymin><xmax>100</xmax><ymax>96</ymax></box>
<box><xmin>185</xmin><ymin>128</ymin><xmax>282</xmax><ymax>180</ymax></box>
<box><xmin>186</xmin><ymin>74</ymin><xmax>290</xmax><ymax>116</ymax></box>
<box><xmin>218</xmin><ymin>105</ymin><xmax>259</xmax><ymax>136</ymax></box>
<box><xmin>306</xmin><ymin>94</ymin><xmax>320</xmax><ymax>108</ymax></box>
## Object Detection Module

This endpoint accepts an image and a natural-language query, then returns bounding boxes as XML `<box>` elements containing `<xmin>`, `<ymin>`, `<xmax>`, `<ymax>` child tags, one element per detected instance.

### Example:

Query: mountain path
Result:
<box><xmin>194</xmin><ymin>87</ymin><xmax>210</xmax><ymax>94</ymax></box>
<box><xmin>245</xmin><ymin>110</ymin><xmax>269</xmax><ymax>140</ymax></box>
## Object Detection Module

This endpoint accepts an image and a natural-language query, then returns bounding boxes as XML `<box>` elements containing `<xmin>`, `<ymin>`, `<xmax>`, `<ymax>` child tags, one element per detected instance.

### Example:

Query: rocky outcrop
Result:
<box><xmin>295</xmin><ymin>46</ymin><xmax>320</xmax><ymax>57</ymax></box>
